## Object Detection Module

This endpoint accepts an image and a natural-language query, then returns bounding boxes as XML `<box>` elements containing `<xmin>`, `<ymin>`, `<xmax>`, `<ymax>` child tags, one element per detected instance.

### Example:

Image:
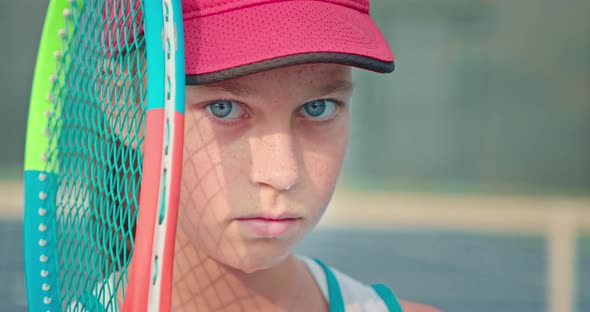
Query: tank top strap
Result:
<box><xmin>370</xmin><ymin>283</ymin><xmax>404</xmax><ymax>312</ymax></box>
<box><xmin>313</xmin><ymin>258</ymin><xmax>346</xmax><ymax>312</ymax></box>
<box><xmin>312</xmin><ymin>258</ymin><xmax>404</xmax><ymax>312</ymax></box>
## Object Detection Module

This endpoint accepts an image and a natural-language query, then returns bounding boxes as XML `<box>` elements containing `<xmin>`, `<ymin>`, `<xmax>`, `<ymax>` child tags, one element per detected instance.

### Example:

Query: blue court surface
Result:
<box><xmin>1</xmin><ymin>221</ymin><xmax>588</xmax><ymax>312</ymax></box>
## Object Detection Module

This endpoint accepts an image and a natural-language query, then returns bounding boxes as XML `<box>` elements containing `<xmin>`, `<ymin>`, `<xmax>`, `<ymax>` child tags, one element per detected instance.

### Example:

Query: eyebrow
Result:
<box><xmin>316</xmin><ymin>80</ymin><xmax>355</xmax><ymax>98</ymax></box>
<box><xmin>200</xmin><ymin>79</ymin><xmax>355</xmax><ymax>99</ymax></box>
<box><xmin>201</xmin><ymin>82</ymin><xmax>259</xmax><ymax>98</ymax></box>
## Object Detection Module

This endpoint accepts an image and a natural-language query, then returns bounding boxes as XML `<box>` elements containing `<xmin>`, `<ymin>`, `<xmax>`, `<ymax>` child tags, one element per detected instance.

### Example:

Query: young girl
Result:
<box><xmin>169</xmin><ymin>0</ymin><xmax>440</xmax><ymax>311</ymax></box>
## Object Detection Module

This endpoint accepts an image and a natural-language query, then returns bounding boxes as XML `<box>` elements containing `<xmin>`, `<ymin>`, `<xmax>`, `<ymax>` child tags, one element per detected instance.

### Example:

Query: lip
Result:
<box><xmin>236</xmin><ymin>212</ymin><xmax>301</xmax><ymax>221</ymax></box>
<box><xmin>235</xmin><ymin>214</ymin><xmax>301</xmax><ymax>238</ymax></box>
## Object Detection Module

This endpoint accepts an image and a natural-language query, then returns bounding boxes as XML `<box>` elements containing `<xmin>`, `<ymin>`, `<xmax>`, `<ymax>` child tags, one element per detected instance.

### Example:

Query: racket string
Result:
<box><xmin>39</xmin><ymin>0</ymin><xmax>147</xmax><ymax>310</ymax></box>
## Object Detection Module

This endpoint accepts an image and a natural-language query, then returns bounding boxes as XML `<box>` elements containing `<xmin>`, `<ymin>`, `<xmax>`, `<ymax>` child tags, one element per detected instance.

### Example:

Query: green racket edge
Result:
<box><xmin>23</xmin><ymin>0</ymin><xmax>71</xmax><ymax>310</ymax></box>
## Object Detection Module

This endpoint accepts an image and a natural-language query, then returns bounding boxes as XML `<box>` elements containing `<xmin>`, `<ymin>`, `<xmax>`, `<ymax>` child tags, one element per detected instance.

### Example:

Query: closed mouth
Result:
<box><xmin>236</xmin><ymin>213</ymin><xmax>302</xmax><ymax>221</ymax></box>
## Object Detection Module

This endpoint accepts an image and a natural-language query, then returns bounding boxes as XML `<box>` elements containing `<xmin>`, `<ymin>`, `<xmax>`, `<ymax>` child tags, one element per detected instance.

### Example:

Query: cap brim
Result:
<box><xmin>183</xmin><ymin>1</ymin><xmax>394</xmax><ymax>85</ymax></box>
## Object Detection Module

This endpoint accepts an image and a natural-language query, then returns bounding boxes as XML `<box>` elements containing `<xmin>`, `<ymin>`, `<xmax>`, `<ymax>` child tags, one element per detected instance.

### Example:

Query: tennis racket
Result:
<box><xmin>23</xmin><ymin>0</ymin><xmax>185</xmax><ymax>311</ymax></box>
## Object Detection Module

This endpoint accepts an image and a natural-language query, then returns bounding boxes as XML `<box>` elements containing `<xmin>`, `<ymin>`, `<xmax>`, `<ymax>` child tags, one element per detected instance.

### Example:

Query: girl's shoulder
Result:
<box><xmin>297</xmin><ymin>255</ymin><xmax>441</xmax><ymax>312</ymax></box>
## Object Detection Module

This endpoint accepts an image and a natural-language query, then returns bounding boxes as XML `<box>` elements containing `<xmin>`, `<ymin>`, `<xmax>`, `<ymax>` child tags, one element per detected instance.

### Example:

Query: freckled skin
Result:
<box><xmin>178</xmin><ymin>64</ymin><xmax>352</xmax><ymax>274</ymax></box>
<box><xmin>172</xmin><ymin>64</ymin><xmax>351</xmax><ymax>311</ymax></box>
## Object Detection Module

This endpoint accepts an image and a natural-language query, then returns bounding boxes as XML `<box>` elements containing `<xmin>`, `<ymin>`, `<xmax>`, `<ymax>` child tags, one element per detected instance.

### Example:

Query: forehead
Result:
<box><xmin>189</xmin><ymin>64</ymin><xmax>353</xmax><ymax>98</ymax></box>
<box><xmin>231</xmin><ymin>63</ymin><xmax>351</xmax><ymax>84</ymax></box>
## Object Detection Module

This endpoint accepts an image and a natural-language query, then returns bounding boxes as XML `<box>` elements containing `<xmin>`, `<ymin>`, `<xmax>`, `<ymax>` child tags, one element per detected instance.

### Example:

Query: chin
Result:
<box><xmin>220</xmin><ymin>240</ymin><xmax>294</xmax><ymax>274</ymax></box>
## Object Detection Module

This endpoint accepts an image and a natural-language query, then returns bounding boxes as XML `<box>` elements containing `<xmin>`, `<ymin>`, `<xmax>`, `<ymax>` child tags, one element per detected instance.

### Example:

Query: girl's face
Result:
<box><xmin>179</xmin><ymin>64</ymin><xmax>353</xmax><ymax>273</ymax></box>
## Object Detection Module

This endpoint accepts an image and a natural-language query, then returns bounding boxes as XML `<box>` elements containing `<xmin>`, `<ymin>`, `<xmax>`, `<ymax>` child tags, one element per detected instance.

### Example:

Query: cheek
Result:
<box><xmin>305</xmin><ymin>138</ymin><xmax>348</xmax><ymax>183</ymax></box>
<box><xmin>178</xmin><ymin>114</ymin><xmax>259</xmax><ymax>268</ymax></box>
<box><xmin>300</xmin><ymin>121</ymin><xmax>350</xmax><ymax>215</ymax></box>
<box><xmin>178</xmin><ymin>111</ymin><xmax>246</xmax><ymax>236</ymax></box>
<box><xmin>179</xmin><ymin>113</ymin><xmax>223</xmax><ymax>233</ymax></box>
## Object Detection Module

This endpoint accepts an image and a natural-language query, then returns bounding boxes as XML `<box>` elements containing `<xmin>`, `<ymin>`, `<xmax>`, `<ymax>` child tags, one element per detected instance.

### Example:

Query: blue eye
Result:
<box><xmin>206</xmin><ymin>100</ymin><xmax>244</xmax><ymax>119</ymax></box>
<box><xmin>300</xmin><ymin>99</ymin><xmax>338</xmax><ymax>120</ymax></box>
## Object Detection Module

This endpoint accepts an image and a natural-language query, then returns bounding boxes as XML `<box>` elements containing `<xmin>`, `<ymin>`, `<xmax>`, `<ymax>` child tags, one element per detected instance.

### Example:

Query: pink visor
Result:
<box><xmin>183</xmin><ymin>0</ymin><xmax>395</xmax><ymax>85</ymax></box>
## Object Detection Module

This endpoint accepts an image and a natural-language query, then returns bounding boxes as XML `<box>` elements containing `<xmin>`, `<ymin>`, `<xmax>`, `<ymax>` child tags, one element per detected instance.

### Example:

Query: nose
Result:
<box><xmin>249</xmin><ymin>130</ymin><xmax>301</xmax><ymax>191</ymax></box>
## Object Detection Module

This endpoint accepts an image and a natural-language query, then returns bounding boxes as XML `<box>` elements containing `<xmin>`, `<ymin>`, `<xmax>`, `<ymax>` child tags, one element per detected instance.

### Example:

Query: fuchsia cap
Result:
<box><xmin>182</xmin><ymin>0</ymin><xmax>395</xmax><ymax>85</ymax></box>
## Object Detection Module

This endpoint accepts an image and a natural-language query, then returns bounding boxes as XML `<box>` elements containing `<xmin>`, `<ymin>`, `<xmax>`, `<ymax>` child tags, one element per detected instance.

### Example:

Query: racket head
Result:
<box><xmin>23</xmin><ymin>0</ymin><xmax>185</xmax><ymax>310</ymax></box>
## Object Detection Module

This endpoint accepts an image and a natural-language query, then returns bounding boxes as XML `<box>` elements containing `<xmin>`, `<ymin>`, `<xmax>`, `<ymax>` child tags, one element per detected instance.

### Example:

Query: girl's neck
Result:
<box><xmin>170</xmin><ymin>231</ymin><xmax>326</xmax><ymax>311</ymax></box>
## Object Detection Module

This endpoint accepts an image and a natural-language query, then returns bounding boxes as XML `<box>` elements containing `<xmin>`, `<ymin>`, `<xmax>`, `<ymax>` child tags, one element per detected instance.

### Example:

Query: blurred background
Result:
<box><xmin>1</xmin><ymin>0</ymin><xmax>589</xmax><ymax>311</ymax></box>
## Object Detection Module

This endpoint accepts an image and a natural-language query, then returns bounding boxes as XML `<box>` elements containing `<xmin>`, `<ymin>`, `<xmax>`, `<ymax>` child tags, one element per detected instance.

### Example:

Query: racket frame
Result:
<box><xmin>123</xmin><ymin>0</ymin><xmax>185</xmax><ymax>311</ymax></box>
<box><xmin>23</xmin><ymin>0</ymin><xmax>73</xmax><ymax>310</ymax></box>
